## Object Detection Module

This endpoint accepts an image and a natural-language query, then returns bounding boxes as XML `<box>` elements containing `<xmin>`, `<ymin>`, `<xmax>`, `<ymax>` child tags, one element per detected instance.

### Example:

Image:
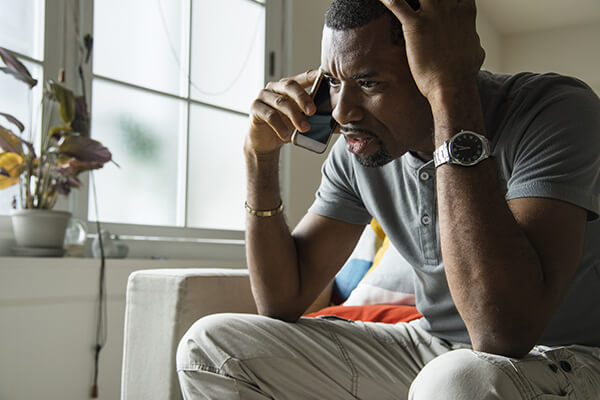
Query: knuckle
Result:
<box><xmin>281</xmin><ymin>79</ymin><xmax>295</xmax><ymax>90</ymax></box>
<box><xmin>263</xmin><ymin>109</ymin><xmax>280</xmax><ymax>124</ymax></box>
<box><xmin>250</xmin><ymin>99</ymin><xmax>265</xmax><ymax>116</ymax></box>
<box><xmin>274</xmin><ymin>95</ymin><xmax>289</xmax><ymax>106</ymax></box>
<box><xmin>258</xmin><ymin>88</ymin><xmax>272</xmax><ymax>99</ymax></box>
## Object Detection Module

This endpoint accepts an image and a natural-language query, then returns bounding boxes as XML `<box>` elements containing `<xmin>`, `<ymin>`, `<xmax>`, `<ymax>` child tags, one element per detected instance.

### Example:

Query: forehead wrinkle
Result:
<box><xmin>322</xmin><ymin>70</ymin><xmax>379</xmax><ymax>81</ymax></box>
<box><xmin>321</xmin><ymin>24</ymin><xmax>402</xmax><ymax>82</ymax></box>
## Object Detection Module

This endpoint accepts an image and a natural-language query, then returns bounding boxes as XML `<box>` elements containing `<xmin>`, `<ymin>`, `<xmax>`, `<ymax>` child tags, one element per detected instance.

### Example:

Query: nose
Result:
<box><xmin>331</xmin><ymin>86</ymin><xmax>364</xmax><ymax>126</ymax></box>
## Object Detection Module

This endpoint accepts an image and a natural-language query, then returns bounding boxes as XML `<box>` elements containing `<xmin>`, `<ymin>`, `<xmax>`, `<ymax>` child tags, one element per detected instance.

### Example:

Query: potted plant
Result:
<box><xmin>0</xmin><ymin>46</ymin><xmax>112</xmax><ymax>252</ymax></box>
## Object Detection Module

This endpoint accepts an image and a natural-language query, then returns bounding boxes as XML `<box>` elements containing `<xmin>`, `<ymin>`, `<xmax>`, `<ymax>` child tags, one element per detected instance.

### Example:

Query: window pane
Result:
<box><xmin>0</xmin><ymin>61</ymin><xmax>43</xmax><ymax>214</ymax></box>
<box><xmin>0</xmin><ymin>0</ymin><xmax>45</xmax><ymax>60</ymax></box>
<box><xmin>93</xmin><ymin>0</ymin><xmax>189</xmax><ymax>96</ymax></box>
<box><xmin>190</xmin><ymin>0</ymin><xmax>265</xmax><ymax>113</ymax></box>
<box><xmin>187</xmin><ymin>105</ymin><xmax>247</xmax><ymax>230</ymax></box>
<box><xmin>89</xmin><ymin>79</ymin><xmax>185</xmax><ymax>226</ymax></box>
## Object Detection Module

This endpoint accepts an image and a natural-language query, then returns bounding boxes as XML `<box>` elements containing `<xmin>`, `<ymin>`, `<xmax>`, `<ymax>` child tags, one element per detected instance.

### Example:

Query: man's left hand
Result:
<box><xmin>379</xmin><ymin>0</ymin><xmax>485</xmax><ymax>101</ymax></box>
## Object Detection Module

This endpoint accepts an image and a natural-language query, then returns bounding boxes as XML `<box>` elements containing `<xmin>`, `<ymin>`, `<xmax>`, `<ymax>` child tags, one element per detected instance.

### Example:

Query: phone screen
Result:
<box><xmin>303</xmin><ymin>76</ymin><xmax>336</xmax><ymax>144</ymax></box>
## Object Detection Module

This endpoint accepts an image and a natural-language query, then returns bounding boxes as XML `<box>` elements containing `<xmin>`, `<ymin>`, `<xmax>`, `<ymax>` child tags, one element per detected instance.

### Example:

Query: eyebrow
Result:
<box><xmin>322</xmin><ymin>71</ymin><xmax>379</xmax><ymax>80</ymax></box>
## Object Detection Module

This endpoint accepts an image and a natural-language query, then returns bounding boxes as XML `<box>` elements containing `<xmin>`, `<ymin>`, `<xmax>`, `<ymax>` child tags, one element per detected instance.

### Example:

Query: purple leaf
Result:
<box><xmin>71</xmin><ymin>96</ymin><xmax>90</xmax><ymax>137</ymax></box>
<box><xmin>0</xmin><ymin>126</ymin><xmax>25</xmax><ymax>154</ymax></box>
<box><xmin>58</xmin><ymin>135</ymin><xmax>112</xmax><ymax>163</ymax></box>
<box><xmin>0</xmin><ymin>47</ymin><xmax>38</xmax><ymax>88</ymax></box>
<box><xmin>0</xmin><ymin>112</ymin><xmax>25</xmax><ymax>132</ymax></box>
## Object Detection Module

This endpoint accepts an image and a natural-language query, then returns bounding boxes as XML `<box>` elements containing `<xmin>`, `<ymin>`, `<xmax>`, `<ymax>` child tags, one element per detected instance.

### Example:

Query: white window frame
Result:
<box><xmin>0</xmin><ymin>0</ymin><xmax>286</xmax><ymax>260</ymax></box>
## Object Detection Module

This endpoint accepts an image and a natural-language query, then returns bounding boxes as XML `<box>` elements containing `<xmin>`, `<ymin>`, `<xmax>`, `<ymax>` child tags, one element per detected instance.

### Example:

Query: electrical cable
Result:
<box><xmin>89</xmin><ymin>171</ymin><xmax>107</xmax><ymax>399</ymax></box>
<box><xmin>156</xmin><ymin>0</ymin><xmax>263</xmax><ymax>97</ymax></box>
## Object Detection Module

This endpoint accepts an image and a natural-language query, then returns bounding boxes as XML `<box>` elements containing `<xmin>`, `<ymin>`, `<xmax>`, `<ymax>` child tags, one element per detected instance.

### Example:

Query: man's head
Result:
<box><xmin>325</xmin><ymin>0</ymin><xmax>419</xmax><ymax>44</ymax></box>
<box><xmin>325</xmin><ymin>0</ymin><xmax>407</xmax><ymax>45</ymax></box>
<box><xmin>321</xmin><ymin>0</ymin><xmax>433</xmax><ymax>167</ymax></box>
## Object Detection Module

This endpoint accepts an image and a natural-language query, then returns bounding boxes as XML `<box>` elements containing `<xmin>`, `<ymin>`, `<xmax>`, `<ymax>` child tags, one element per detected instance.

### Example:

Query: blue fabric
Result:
<box><xmin>332</xmin><ymin>259</ymin><xmax>372</xmax><ymax>304</ymax></box>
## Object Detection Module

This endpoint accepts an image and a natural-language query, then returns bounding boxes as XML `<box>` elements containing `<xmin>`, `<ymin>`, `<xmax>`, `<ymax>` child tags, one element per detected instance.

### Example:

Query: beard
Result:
<box><xmin>352</xmin><ymin>137</ymin><xmax>394</xmax><ymax>168</ymax></box>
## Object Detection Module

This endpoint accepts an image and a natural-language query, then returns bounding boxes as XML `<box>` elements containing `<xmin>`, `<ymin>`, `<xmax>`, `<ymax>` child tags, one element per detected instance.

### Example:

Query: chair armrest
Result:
<box><xmin>121</xmin><ymin>268</ymin><xmax>255</xmax><ymax>400</ymax></box>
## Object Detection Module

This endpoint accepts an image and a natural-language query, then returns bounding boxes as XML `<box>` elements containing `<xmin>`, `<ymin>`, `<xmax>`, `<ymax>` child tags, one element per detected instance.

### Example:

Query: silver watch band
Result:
<box><xmin>433</xmin><ymin>131</ymin><xmax>490</xmax><ymax>168</ymax></box>
<box><xmin>433</xmin><ymin>142</ymin><xmax>451</xmax><ymax>167</ymax></box>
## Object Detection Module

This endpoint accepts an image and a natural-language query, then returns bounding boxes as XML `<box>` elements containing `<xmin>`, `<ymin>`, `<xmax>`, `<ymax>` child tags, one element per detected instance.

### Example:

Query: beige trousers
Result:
<box><xmin>176</xmin><ymin>313</ymin><xmax>600</xmax><ymax>399</ymax></box>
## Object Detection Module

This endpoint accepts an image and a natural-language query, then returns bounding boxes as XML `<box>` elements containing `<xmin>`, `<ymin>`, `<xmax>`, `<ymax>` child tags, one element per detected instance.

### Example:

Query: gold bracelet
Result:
<box><xmin>244</xmin><ymin>201</ymin><xmax>284</xmax><ymax>217</ymax></box>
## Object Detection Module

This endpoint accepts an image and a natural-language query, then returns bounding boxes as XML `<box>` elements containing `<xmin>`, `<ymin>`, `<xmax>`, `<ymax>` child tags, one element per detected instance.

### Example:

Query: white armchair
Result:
<box><xmin>120</xmin><ymin>268</ymin><xmax>256</xmax><ymax>400</ymax></box>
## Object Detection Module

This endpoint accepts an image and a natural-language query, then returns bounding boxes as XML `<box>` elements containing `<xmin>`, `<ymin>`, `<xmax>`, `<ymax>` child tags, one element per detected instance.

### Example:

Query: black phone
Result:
<box><xmin>291</xmin><ymin>70</ymin><xmax>337</xmax><ymax>154</ymax></box>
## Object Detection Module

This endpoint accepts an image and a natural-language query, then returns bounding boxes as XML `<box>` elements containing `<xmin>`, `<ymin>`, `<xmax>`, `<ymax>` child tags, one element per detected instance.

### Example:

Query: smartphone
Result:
<box><xmin>291</xmin><ymin>70</ymin><xmax>337</xmax><ymax>154</ymax></box>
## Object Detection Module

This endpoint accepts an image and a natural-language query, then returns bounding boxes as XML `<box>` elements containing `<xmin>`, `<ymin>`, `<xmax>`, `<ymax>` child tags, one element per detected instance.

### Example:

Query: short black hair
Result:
<box><xmin>324</xmin><ymin>0</ymin><xmax>419</xmax><ymax>45</ymax></box>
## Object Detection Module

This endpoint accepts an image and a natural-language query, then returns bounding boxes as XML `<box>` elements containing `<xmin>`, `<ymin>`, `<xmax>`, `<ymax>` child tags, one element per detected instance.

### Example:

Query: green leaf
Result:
<box><xmin>47</xmin><ymin>125</ymin><xmax>73</xmax><ymax>141</ymax></box>
<box><xmin>49</xmin><ymin>81</ymin><xmax>76</xmax><ymax>123</ymax></box>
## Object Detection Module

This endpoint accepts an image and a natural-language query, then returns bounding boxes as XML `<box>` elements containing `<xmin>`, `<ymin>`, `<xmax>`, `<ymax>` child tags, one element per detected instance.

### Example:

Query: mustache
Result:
<box><xmin>339</xmin><ymin>126</ymin><xmax>377</xmax><ymax>138</ymax></box>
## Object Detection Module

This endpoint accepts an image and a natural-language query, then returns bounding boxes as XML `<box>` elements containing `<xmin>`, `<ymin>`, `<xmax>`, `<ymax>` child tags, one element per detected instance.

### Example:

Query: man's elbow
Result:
<box><xmin>256</xmin><ymin>305</ymin><xmax>303</xmax><ymax>323</ymax></box>
<box><xmin>471</xmin><ymin>331</ymin><xmax>537</xmax><ymax>359</ymax></box>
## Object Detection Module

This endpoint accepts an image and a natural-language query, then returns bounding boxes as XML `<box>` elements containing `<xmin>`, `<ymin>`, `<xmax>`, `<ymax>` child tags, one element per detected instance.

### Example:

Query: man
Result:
<box><xmin>177</xmin><ymin>0</ymin><xmax>600</xmax><ymax>398</ymax></box>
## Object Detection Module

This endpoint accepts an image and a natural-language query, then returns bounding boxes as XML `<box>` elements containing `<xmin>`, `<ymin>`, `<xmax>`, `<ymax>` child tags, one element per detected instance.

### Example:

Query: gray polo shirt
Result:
<box><xmin>308</xmin><ymin>71</ymin><xmax>600</xmax><ymax>346</ymax></box>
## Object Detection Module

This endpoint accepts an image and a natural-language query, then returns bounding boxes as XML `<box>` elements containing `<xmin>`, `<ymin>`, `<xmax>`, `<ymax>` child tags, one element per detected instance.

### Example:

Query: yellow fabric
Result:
<box><xmin>364</xmin><ymin>234</ymin><xmax>390</xmax><ymax>278</ymax></box>
<box><xmin>370</xmin><ymin>219</ymin><xmax>386</xmax><ymax>241</ymax></box>
<box><xmin>364</xmin><ymin>219</ymin><xmax>389</xmax><ymax>278</ymax></box>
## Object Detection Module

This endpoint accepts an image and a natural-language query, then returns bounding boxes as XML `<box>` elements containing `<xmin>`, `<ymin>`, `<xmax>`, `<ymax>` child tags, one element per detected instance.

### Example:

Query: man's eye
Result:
<box><xmin>326</xmin><ymin>77</ymin><xmax>340</xmax><ymax>87</ymax></box>
<box><xmin>359</xmin><ymin>80</ymin><xmax>378</xmax><ymax>89</ymax></box>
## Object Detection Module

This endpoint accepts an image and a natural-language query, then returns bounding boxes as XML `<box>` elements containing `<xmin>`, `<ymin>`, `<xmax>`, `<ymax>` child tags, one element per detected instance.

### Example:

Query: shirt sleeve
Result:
<box><xmin>308</xmin><ymin>138</ymin><xmax>373</xmax><ymax>225</ymax></box>
<box><xmin>503</xmin><ymin>77</ymin><xmax>600</xmax><ymax>219</ymax></box>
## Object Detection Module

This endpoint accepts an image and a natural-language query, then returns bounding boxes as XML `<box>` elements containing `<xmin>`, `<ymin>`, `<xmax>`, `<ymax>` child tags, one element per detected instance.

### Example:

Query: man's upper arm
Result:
<box><xmin>507</xmin><ymin>197</ymin><xmax>587</xmax><ymax>311</ymax></box>
<box><xmin>291</xmin><ymin>213</ymin><xmax>365</xmax><ymax>310</ymax></box>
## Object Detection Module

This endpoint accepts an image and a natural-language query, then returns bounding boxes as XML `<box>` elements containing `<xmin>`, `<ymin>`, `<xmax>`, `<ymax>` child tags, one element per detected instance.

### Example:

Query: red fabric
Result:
<box><xmin>305</xmin><ymin>304</ymin><xmax>422</xmax><ymax>324</ymax></box>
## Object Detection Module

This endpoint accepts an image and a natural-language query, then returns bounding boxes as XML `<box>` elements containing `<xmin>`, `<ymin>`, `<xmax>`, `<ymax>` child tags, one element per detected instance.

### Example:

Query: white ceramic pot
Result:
<box><xmin>10</xmin><ymin>209</ymin><xmax>72</xmax><ymax>249</ymax></box>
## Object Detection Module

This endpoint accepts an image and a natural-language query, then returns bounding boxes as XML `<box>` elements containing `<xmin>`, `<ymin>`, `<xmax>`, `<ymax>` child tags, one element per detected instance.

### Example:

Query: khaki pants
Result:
<box><xmin>176</xmin><ymin>313</ymin><xmax>600</xmax><ymax>399</ymax></box>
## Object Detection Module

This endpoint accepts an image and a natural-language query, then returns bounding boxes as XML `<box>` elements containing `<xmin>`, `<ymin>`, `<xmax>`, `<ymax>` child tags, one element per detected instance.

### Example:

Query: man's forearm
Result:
<box><xmin>244</xmin><ymin>149</ymin><xmax>302</xmax><ymax>320</ymax></box>
<box><xmin>432</xmin><ymin>83</ymin><xmax>546</xmax><ymax>356</ymax></box>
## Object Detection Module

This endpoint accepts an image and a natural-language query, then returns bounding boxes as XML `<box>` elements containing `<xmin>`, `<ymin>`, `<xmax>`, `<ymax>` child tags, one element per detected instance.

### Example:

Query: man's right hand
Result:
<box><xmin>245</xmin><ymin>69</ymin><xmax>319</xmax><ymax>155</ymax></box>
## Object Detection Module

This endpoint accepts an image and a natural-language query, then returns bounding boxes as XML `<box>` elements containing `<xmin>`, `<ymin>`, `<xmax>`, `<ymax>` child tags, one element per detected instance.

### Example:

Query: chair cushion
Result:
<box><xmin>332</xmin><ymin>219</ymin><xmax>416</xmax><ymax>307</ymax></box>
<box><xmin>305</xmin><ymin>304</ymin><xmax>422</xmax><ymax>324</ymax></box>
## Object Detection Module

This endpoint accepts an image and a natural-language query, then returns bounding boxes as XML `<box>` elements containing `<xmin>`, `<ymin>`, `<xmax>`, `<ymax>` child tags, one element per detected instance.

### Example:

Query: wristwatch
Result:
<box><xmin>433</xmin><ymin>130</ymin><xmax>491</xmax><ymax>168</ymax></box>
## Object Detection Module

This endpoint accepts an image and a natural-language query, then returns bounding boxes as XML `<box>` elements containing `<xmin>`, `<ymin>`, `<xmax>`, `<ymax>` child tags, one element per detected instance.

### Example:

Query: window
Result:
<box><xmin>90</xmin><ymin>0</ymin><xmax>274</xmax><ymax>232</ymax></box>
<box><xmin>0</xmin><ymin>0</ymin><xmax>284</xmax><ymax>256</ymax></box>
<box><xmin>0</xmin><ymin>0</ymin><xmax>45</xmax><ymax>215</ymax></box>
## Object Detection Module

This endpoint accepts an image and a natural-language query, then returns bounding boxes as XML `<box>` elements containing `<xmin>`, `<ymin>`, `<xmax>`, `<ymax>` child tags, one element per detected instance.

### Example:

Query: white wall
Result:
<box><xmin>283</xmin><ymin>0</ymin><xmax>333</xmax><ymax>227</ymax></box>
<box><xmin>0</xmin><ymin>258</ymin><xmax>244</xmax><ymax>400</ymax></box>
<box><xmin>502</xmin><ymin>22</ymin><xmax>600</xmax><ymax>95</ymax></box>
<box><xmin>477</xmin><ymin>8</ymin><xmax>503</xmax><ymax>72</ymax></box>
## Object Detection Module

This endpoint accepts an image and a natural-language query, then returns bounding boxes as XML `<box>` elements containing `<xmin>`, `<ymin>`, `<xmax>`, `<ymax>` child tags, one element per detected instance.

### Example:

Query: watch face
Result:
<box><xmin>449</xmin><ymin>132</ymin><xmax>484</xmax><ymax>165</ymax></box>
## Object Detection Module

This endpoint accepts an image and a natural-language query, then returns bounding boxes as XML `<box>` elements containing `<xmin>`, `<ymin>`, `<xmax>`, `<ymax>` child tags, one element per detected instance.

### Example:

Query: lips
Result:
<box><xmin>345</xmin><ymin>136</ymin><xmax>373</xmax><ymax>154</ymax></box>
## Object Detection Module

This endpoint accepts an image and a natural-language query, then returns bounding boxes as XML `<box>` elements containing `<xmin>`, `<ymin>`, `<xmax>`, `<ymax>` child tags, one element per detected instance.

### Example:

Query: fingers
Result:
<box><xmin>289</xmin><ymin>68</ymin><xmax>320</xmax><ymax>89</ymax></box>
<box><xmin>250</xmin><ymin>100</ymin><xmax>295</xmax><ymax>142</ymax></box>
<box><xmin>378</xmin><ymin>0</ymin><xmax>419</xmax><ymax>23</ymax></box>
<box><xmin>247</xmin><ymin>69</ymin><xmax>319</xmax><ymax>150</ymax></box>
<box><xmin>265</xmin><ymin>78</ymin><xmax>316</xmax><ymax>117</ymax></box>
<box><xmin>256</xmin><ymin>69</ymin><xmax>319</xmax><ymax>131</ymax></box>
